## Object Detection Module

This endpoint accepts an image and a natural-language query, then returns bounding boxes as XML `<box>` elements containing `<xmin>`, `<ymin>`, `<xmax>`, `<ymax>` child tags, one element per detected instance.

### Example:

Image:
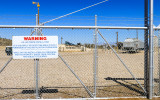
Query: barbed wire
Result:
<box><xmin>0</xmin><ymin>15</ymin><xmax>152</xmax><ymax>21</ymax></box>
<box><xmin>0</xmin><ymin>15</ymin><xmax>159</xmax><ymax>26</ymax></box>
<box><xmin>0</xmin><ymin>14</ymin><xmax>158</xmax><ymax>18</ymax></box>
<box><xmin>154</xmin><ymin>15</ymin><xmax>160</xmax><ymax>17</ymax></box>
<box><xmin>98</xmin><ymin>16</ymin><xmax>145</xmax><ymax>19</ymax></box>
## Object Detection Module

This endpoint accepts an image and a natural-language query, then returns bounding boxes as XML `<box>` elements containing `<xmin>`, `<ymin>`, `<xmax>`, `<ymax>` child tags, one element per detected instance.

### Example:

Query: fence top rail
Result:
<box><xmin>0</xmin><ymin>25</ymin><xmax>149</xmax><ymax>29</ymax></box>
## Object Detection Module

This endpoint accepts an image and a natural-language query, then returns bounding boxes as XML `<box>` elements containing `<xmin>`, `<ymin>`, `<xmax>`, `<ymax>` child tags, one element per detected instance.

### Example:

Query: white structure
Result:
<box><xmin>123</xmin><ymin>38</ymin><xmax>144</xmax><ymax>52</ymax></box>
<box><xmin>58</xmin><ymin>44</ymin><xmax>91</xmax><ymax>52</ymax></box>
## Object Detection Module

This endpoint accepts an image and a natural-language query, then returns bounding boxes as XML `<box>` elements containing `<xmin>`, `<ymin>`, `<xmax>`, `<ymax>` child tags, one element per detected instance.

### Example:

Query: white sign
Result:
<box><xmin>12</xmin><ymin>36</ymin><xmax>58</xmax><ymax>59</ymax></box>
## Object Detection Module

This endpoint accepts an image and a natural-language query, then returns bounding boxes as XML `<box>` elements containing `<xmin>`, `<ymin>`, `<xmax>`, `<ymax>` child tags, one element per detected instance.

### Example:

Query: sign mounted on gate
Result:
<box><xmin>12</xmin><ymin>36</ymin><xmax>58</xmax><ymax>59</ymax></box>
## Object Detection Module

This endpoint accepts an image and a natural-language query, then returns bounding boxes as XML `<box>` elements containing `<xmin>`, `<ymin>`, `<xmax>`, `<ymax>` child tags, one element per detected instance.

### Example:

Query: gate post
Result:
<box><xmin>35</xmin><ymin>14</ymin><xmax>40</xmax><ymax>99</ymax></box>
<box><xmin>144</xmin><ymin>0</ymin><xmax>149</xmax><ymax>97</ymax></box>
<box><xmin>148</xmin><ymin>0</ymin><xmax>154</xmax><ymax>99</ymax></box>
<box><xmin>94</xmin><ymin>15</ymin><xmax>98</xmax><ymax>98</ymax></box>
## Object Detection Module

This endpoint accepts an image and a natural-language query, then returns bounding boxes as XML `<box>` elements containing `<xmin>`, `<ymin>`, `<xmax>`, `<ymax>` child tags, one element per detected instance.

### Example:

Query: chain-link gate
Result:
<box><xmin>0</xmin><ymin>0</ymin><xmax>157</xmax><ymax>97</ymax></box>
<box><xmin>96</xmin><ymin>29</ymin><xmax>146</xmax><ymax>98</ymax></box>
<box><xmin>153</xmin><ymin>30</ymin><xmax>160</xmax><ymax>96</ymax></box>
<box><xmin>0</xmin><ymin>27</ymin><xmax>149</xmax><ymax>99</ymax></box>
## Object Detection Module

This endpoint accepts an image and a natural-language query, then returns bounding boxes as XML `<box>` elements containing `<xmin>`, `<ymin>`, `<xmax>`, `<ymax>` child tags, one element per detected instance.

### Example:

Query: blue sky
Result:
<box><xmin>0</xmin><ymin>0</ymin><xmax>159</xmax><ymax>25</ymax></box>
<box><xmin>0</xmin><ymin>0</ymin><xmax>145</xmax><ymax>16</ymax></box>
<box><xmin>0</xmin><ymin>0</ymin><xmax>160</xmax><ymax>44</ymax></box>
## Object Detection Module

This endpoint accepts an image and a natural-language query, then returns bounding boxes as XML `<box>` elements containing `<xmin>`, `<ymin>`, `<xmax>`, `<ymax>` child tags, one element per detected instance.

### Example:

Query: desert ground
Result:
<box><xmin>0</xmin><ymin>46</ymin><xmax>159</xmax><ymax>99</ymax></box>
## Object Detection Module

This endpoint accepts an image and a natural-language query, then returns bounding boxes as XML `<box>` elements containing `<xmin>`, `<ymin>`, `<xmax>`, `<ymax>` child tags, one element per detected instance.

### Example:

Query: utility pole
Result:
<box><xmin>33</xmin><ymin>2</ymin><xmax>40</xmax><ymax>99</ymax></box>
<box><xmin>136</xmin><ymin>30</ymin><xmax>138</xmax><ymax>39</ymax></box>
<box><xmin>61</xmin><ymin>37</ymin><xmax>63</xmax><ymax>44</ymax></box>
<box><xmin>116</xmin><ymin>32</ymin><xmax>118</xmax><ymax>52</ymax></box>
<box><xmin>33</xmin><ymin>2</ymin><xmax>40</xmax><ymax>25</ymax></box>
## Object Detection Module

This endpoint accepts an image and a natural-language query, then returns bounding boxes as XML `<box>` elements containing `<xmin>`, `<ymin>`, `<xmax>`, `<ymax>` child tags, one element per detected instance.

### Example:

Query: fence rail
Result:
<box><xmin>0</xmin><ymin>25</ymin><xmax>149</xmax><ymax>29</ymax></box>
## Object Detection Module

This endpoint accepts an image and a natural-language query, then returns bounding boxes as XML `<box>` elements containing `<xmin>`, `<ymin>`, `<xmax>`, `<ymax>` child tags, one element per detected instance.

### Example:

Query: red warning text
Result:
<box><xmin>24</xmin><ymin>37</ymin><xmax>47</xmax><ymax>40</ymax></box>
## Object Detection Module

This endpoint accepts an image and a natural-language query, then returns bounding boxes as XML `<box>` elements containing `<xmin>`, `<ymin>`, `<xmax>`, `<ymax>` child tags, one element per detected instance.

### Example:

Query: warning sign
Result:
<box><xmin>12</xmin><ymin>36</ymin><xmax>58</xmax><ymax>59</ymax></box>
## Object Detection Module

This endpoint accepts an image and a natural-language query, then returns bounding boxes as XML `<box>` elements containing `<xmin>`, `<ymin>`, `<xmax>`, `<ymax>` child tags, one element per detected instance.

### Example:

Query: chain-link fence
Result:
<box><xmin>0</xmin><ymin>27</ymin><xmax>154</xmax><ymax>99</ymax></box>
<box><xmin>96</xmin><ymin>29</ymin><xmax>146</xmax><ymax>98</ymax></box>
<box><xmin>153</xmin><ymin>30</ymin><xmax>160</xmax><ymax>96</ymax></box>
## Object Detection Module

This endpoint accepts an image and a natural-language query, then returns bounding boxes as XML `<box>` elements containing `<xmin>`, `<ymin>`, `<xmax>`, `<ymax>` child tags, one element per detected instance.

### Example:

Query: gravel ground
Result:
<box><xmin>0</xmin><ymin>46</ymin><xmax>159</xmax><ymax>99</ymax></box>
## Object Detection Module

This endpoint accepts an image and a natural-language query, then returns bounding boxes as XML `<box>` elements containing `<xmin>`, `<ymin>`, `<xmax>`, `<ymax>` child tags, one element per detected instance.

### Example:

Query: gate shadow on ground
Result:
<box><xmin>22</xmin><ymin>86</ymin><xmax>58</xmax><ymax>98</ymax></box>
<box><xmin>3</xmin><ymin>79</ymin><xmax>157</xmax><ymax>99</ymax></box>
<box><xmin>0</xmin><ymin>86</ymin><xmax>86</xmax><ymax>98</ymax></box>
<box><xmin>0</xmin><ymin>87</ymin><xmax>58</xmax><ymax>99</ymax></box>
<box><xmin>22</xmin><ymin>86</ymin><xmax>88</xmax><ymax>98</ymax></box>
<box><xmin>21</xmin><ymin>86</ymin><xmax>58</xmax><ymax>94</ymax></box>
<box><xmin>105</xmin><ymin>77</ymin><xmax>146</xmax><ymax>96</ymax></box>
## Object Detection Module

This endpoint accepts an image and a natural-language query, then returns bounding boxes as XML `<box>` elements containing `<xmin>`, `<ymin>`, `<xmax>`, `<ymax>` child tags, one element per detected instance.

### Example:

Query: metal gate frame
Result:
<box><xmin>0</xmin><ymin>0</ymin><xmax>158</xmax><ymax>99</ymax></box>
<box><xmin>0</xmin><ymin>25</ymin><xmax>157</xmax><ymax>99</ymax></box>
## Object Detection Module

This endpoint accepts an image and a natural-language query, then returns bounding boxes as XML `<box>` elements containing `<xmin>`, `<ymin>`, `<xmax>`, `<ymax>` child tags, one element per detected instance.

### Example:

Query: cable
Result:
<box><xmin>98</xmin><ymin>20</ymin><xmax>145</xmax><ymax>21</ymax></box>
<box><xmin>99</xmin><ymin>16</ymin><xmax>145</xmax><ymax>19</ymax></box>
<box><xmin>154</xmin><ymin>15</ymin><xmax>160</xmax><ymax>17</ymax></box>
<box><xmin>40</xmin><ymin>0</ymin><xmax>108</xmax><ymax>25</ymax></box>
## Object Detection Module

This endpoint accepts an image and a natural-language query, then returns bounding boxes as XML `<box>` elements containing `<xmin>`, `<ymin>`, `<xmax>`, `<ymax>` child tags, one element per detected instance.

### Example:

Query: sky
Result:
<box><xmin>0</xmin><ymin>0</ymin><xmax>146</xmax><ymax>16</ymax></box>
<box><xmin>0</xmin><ymin>0</ymin><xmax>160</xmax><ymax>44</ymax></box>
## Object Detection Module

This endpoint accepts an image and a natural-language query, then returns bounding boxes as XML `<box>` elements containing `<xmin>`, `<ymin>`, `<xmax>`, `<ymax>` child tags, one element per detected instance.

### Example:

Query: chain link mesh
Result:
<box><xmin>153</xmin><ymin>30</ymin><xmax>160</xmax><ymax>96</ymax></box>
<box><xmin>96</xmin><ymin>29</ymin><xmax>145</xmax><ymax>97</ymax></box>
<box><xmin>0</xmin><ymin>27</ymin><xmax>151</xmax><ymax>99</ymax></box>
<box><xmin>0</xmin><ymin>13</ymin><xmax>159</xmax><ymax>99</ymax></box>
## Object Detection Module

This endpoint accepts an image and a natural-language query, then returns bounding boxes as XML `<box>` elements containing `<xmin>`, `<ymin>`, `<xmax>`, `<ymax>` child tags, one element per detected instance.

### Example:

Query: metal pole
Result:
<box><xmin>0</xmin><ymin>57</ymin><xmax>12</xmax><ymax>73</ymax></box>
<box><xmin>38</xmin><ymin>8</ymin><xmax>39</xmax><ymax>25</ymax></box>
<box><xmin>61</xmin><ymin>37</ymin><xmax>63</xmax><ymax>44</ymax></box>
<box><xmin>93</xmin><ymin>15</ymin><xmax>98</xmax><ymax>98</ymax></box>
<box><xmin>136</xmin><ymin>30</ymin><xmax>138</xmax><ymax>40</ymax></box>
<box><xmin>144</xmin><ymin>0</ymin><xmax>149</xmax><ymax>97</ymax></box>
<box><xmin>149</xmin><ymin>0</ymin><xmax>154</xmax><ymax>99</ymax></box>
<box><xmin>35</xmin><ymin>14</ymin><xmax>40</xmax><ymax>99</ymax></box>
<box><xmin>36</xmin><ymin>14</ymin><xmax>38</xmax><ymax>36</ymax></box>
<box><xmin>35</xmin><ymin>59</ymin><xmax>39</xmax><ymax>99</ymax></box>
<box><xmin>116</xmin><ymin>32</ymin><xmax>118</xmax><ymax>52</ymax></box>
